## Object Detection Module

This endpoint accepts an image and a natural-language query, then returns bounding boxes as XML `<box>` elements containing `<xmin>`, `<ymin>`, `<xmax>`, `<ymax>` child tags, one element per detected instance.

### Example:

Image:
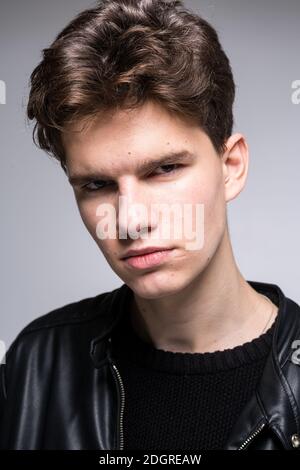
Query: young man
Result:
<box><xmin>1</xmin><ymin>0</ymin><xmax>300</xmax><ymax>451</ymax></box>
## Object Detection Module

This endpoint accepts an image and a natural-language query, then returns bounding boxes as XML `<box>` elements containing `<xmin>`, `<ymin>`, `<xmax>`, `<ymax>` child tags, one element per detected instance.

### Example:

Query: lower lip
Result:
<box><xmin>123</xmin><ymin>249</ymin><xmax>174</xmax><ymax>269</ymax></box>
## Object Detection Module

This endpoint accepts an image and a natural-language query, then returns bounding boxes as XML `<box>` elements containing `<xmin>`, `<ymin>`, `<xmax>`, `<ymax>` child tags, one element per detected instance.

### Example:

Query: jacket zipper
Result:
<box><xmin>110</xmin><ymin>361</ymin><xmax>125</xmax><ymax>450</ymax></box>
<box><xmin>238</xmin><ymin>422</ymin><xmax>266</xmax><ymax>450</ymax></box>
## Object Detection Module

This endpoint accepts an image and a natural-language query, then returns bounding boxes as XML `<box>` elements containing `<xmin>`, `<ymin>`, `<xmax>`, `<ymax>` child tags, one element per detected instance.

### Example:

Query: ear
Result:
<box><xmin>221</xmin><ymin>133</ymin><xmax>249</xmax><ymax>203</ymax></box>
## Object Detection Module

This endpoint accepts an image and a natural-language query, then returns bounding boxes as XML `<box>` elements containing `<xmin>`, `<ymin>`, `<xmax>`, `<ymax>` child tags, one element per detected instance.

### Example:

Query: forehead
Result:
<box><xmin>61</xmin><ymin>100</ymin><xmax>213</xmax><ymax>177</ymax></box>
<box><xmin>63</xmin><ymin>101</ymin><xmax>193</xmax><ymax>147</ymax></box>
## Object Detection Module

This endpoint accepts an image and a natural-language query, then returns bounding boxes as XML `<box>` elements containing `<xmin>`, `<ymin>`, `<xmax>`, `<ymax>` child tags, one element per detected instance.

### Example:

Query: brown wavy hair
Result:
<box><xmin>27</xmin><ymin>0</ymin><xmax>235</xmax><ymax>173</ymax></box>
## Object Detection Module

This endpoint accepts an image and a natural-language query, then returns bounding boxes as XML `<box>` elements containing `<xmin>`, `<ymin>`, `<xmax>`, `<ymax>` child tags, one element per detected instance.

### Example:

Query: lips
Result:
<box><xmin>122</xmin><ymin>246</ymin><xmax>173</xmax><ymax>259</ymax></box>
<box><xmin>122</xmin><ymin>248</ymin><xmax>175</xmax><ymax>269</ymax></box>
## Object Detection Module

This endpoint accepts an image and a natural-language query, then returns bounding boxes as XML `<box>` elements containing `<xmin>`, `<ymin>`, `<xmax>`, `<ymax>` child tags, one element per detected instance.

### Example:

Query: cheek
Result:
<box><xmin>171</xmin><ymin>176</ymin><xmax>222</xmax><ymax>220</ymax></box>
<box><xmin>77</xmin><ymin>199</ymin><xmax>104</xmax><ymax>244</ymax></box>
<box><xmin>202</xmin><ymin>184</ymin><xmax>227</xmax><ymax>250</ymax></box>
<box><xmin>77</xmin><ymin>200</ymin><xmax>118</xmax><ymax>256</ymax></box>
<box><xmin>181</xmin><ymin>175</ymin><xmax>226</xmax><ymax>249</ymax></box>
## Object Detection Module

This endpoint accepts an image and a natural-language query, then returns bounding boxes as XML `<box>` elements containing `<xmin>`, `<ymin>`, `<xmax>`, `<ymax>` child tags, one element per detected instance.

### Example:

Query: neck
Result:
<box><xmin>129</xmin><ymin>227</ymin><xmax>278</xmax><ymax>354</ymax></box>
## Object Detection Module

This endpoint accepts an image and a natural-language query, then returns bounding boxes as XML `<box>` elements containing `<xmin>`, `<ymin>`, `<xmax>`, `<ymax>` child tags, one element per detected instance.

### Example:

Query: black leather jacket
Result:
<box><xmin>1</xmin><ymin>280</ymin><xmax>300</xmax><ymax>450</ymax></box>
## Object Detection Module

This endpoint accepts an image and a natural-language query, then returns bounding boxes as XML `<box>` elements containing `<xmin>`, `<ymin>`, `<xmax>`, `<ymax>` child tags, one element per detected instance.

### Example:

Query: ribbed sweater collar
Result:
<box><xmin>111</xmin><ymin>304</ymin><xmax>276</xmax><ymax>375</ymax></box>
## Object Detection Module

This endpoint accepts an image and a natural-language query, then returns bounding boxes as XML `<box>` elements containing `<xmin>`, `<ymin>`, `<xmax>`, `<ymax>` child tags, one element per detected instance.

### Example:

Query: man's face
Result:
<box><xmin>62</xmin><ymin>100</ymin><xmax>228</xmax><ymax>299</ymax></box>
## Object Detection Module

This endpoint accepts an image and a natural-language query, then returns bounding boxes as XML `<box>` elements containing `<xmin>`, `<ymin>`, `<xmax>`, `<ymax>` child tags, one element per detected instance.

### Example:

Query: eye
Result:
<box><xmin>152</xmin><ymin>164</ymin><xmax>182</xmax><ymax>175</ymax></box>
<box><xmin>82</xmin><ymin>180</ymin><xmax>113</xmax><ymax>192</ymax></box>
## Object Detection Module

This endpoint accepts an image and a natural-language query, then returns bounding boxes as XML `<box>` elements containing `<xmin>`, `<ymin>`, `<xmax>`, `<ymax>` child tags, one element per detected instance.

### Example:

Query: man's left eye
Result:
<box><xmin>154</xmin><ymin>164</ymin><xmax>181</xmax><ymax>175</ymax></box>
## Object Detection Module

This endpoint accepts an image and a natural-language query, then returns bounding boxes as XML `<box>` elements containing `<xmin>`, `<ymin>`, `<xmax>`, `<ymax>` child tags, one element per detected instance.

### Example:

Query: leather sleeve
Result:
<box><xmin>0</xmin><ymin>342</ymin><xmax>13</xmax><ymax>449</ymax></box>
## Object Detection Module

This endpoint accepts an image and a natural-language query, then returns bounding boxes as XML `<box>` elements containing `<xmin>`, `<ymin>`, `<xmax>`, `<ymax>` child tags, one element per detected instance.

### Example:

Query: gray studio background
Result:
<box><xmin>0</xmin><ymin>0</ymin><xmax>299</xmax><ymax>351</ymax></box>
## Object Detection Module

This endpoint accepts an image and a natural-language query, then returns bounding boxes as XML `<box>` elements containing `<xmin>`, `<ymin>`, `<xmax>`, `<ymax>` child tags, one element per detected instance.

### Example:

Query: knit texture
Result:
<box><xmin>111</xmin><ymin>303</ymin><xmax>276</xmax><ymax>450</ymax></box>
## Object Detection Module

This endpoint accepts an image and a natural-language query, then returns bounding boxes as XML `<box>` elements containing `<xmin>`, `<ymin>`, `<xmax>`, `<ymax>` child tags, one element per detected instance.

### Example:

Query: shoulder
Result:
<box><xmin>3</xmin><ymin>293</ymin><xmax>103</xmax><ymax>360</ymax></box>
<box><xmin>8</xmin><ymin>283</ymin><xmax>125</xmax><ymax>346</ymax></box>
<box><xmin>17</xmin><ymin>291</ymin><xmax>109</xmax><ymax>334</ymax></box>
<box><xmin>1</xmin><ymin>285</ymin><xmax>125</xmax><ymax>388</ymax></box>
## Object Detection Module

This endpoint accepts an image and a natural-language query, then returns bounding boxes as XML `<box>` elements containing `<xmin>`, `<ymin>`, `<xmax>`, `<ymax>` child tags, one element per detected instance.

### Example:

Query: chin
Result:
<box><xmin>126</xmin><ymin>270</ymin><xmax>190</xmax><ymax>300</ymax></box>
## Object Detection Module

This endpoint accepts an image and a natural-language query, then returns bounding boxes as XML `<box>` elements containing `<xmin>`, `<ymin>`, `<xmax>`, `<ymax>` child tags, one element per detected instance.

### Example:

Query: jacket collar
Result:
<box><xmin>89</xmin><ymin>283</ymin><xmax>133</xmax><ymax>368</ymax></box>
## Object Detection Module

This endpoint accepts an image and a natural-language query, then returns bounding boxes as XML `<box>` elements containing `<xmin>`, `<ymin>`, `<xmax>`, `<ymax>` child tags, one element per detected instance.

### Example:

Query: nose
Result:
<box><xmin>117</xmin><ymin>180</ymin><xmax>153</xmax><ymax>240</ymax></box>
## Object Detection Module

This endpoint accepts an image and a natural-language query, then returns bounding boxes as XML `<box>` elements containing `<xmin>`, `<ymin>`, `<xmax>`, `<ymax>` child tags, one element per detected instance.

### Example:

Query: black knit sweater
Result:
<box><xmin>111</xmin><ymin>308</ymin><xmax>276</xmax><ymax>451</ymax></box>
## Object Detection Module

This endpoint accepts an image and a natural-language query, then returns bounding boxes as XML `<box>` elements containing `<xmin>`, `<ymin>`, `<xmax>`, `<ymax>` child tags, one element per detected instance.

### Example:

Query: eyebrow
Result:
<box><xmin>68</xmin><ymin>150</ymin><xmax>195</xmax><ymax>187</ymax></box>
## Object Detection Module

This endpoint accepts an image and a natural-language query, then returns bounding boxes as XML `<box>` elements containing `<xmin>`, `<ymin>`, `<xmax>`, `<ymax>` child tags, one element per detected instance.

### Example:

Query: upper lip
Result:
<box><xmin>121</xmin><ymin>246</ymin><xmax>174</xmax><ymax>259</ymax></box>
